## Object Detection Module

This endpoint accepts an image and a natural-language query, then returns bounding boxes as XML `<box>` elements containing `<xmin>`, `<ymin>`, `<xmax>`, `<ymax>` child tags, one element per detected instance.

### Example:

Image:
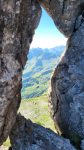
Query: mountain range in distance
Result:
<box><xmin>21</xmin><ymin>46</ymin><xmax>65</xmax><ymax>99</ymax></box>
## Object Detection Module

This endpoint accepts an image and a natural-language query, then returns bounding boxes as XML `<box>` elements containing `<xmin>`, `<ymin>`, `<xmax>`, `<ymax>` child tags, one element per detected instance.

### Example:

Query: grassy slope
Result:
<box><xmin>3</xmin><ymin>95</ymin><xmax>55</xmax><ymax>148</ymax></box>
<box><xmin>19</xmin><ymin>95</ymin><xmax>55</xmax><ymax>131</ymax></box>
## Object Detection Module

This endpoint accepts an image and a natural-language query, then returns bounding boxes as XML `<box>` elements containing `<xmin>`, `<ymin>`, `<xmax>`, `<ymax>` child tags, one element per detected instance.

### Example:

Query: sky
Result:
<box><xmin>31</xmin><ymin>8</ymin><xmax>67</xmax><ymax>49</ymax></box>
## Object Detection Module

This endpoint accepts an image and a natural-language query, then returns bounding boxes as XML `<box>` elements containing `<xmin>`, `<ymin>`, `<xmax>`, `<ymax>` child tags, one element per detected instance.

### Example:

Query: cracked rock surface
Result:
<box><xmin>9</xmin><ymin>114</ymin><xmax>76</xmax><ymax>150</ymax></box>
<box><xmin>0</xmin><ymin>0</ymin><xmax>41</xmax><ymax>145</ymax></box>
<box><xmin>49</xmin><ymin>17</ymin><xmax>84</xmax><ymax>146</ymax></box>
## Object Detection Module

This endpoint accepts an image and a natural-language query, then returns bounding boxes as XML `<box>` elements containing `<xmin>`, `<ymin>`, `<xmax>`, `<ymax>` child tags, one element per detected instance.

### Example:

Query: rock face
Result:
<box><xmin>0</xmin><ymin>0</ymin><xmax>84</xmax><ymax>149</ymax></box>
<box><xmin>38</xmin><ymin>0</ymin><xmax>84</xmax><ymax>37</ymax></box>
<box><xmin>81</xmin><ymin>140</ymin><xmax>84</xmax><ymax>150</ymax></box>
<box><xmin>0</xmin><ymin>0</ymin><xmax>41</xmax><ymax>145</ymax></box>
<box><xmin>49</xmin><ymin>17</ymin><xmax>84</xmax><ymax>145</ymax></box>
<box><xmin>9</xmin><ymin>114</ymin><xmax>76</xmax><ymax>150</ymax></box>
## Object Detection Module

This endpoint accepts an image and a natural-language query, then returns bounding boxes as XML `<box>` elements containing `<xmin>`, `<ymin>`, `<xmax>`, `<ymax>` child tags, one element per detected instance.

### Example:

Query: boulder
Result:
<box><xmin>9</xmin><ymin>114</ymin><xmax>76</xmax><ymax>150</ymax></box>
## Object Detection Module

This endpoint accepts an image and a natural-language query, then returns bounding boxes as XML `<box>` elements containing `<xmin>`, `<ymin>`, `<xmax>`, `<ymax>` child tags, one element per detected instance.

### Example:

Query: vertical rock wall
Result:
<box><xmin>49</xmin><ymin>5</ymin><xmax>84</xmax><ymax>147</ymax></box>
<box><xmin>0</xmin><ymin>0</ymin><xmax>84</xmax><ymax>149</ymax></box>
<box><xmin>0</xmin><ymin>0</ymin><xmax>41</xmax><ymax>145</ymax></box>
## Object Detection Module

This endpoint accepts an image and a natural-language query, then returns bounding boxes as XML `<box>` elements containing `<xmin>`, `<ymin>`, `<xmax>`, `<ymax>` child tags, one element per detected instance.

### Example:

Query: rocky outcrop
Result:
<box><xmin>0</xmin><ymin>0</ymin><xmax>41</xmax><ymax>145</ymax></box>
<box><xmin>9</xmin><ymin>114</ymin><xmax>76</xmax><ymax>150</ymax></box>
<box><xmin>0</xmin><ymin>0</ymin><xmax>84</xmax><ymax>149</ymax></box>
<box><xmin>49</xmin><ymin>15</ymin><xmax>84</xmax><ymax>146</ymax></box>
<box><xmin>38</xmin><ymin>0</ymin><xmax>84</xmax><ymax>37</ymax></box>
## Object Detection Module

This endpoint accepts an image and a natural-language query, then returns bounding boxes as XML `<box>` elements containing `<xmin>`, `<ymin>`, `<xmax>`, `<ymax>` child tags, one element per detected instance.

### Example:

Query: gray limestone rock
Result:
<box><xmin>0</xmin><ymin>0</ymin><xmax>84</xmax><ymax>149</ymax></box>
<box><xmin>38</xmin><ymin>0</ymin><xmax>84</xmax><ymax>37</ymax></box>
<box><xmin>49</xmin><ymin>20</ymin><xmax>84</xmax><ymax>146</ymax></box>
<box><xmin>81</xmin><ymin>139</ymin><xmax>84</xmax><ymax>150</ymax></box>
<box><xmin>0</xmin><ymin>0</ymin><xmax>41</xmax><ymax>145</ymax></box>
<box><xmin>9</xmin><ymin>114</ymin><xmax>76</xmax><ymax>150</ymax></box>
<box><xmin>81</xmin><ymin>140</ymin><xmax>84</xmax><ymax>150</ymax></box>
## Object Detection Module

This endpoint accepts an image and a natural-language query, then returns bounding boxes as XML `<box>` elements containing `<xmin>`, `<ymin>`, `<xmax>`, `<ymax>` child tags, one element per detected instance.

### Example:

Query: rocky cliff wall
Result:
<box><xmin>49</xmin><ymin>20</ymin><xmax>84</xmax><ymax>147</ymax></box>
<box><xmin>0</xmin><ymin>0</ymin><xmax>84</xmax><ymax>149</ymax></box>
<box><xmin>0</xmin><ymin>0</ymin><xmax>41</xmax><ymax>145</ymax></box>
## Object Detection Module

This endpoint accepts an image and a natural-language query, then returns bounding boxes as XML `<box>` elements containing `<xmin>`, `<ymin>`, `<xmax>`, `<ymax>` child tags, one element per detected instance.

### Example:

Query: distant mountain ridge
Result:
<box><xmin>22</xmin><ymin>46</ymin><xmax>65</xmax><ymax>99</ymax></box>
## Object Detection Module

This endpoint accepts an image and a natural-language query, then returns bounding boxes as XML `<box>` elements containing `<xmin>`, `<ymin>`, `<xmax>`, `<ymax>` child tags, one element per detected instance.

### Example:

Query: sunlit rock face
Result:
<box><xmin>49</xmin><ymin>19</ymin><xmax>84</xmax><ymax>145</ymax></box>
<box><xmin>0</xmin><ymin>0</ymin><xmax>41</xmax><ymax>145</ymax></box>
<box><xmin>38</xmin><ymin>0</ymin><xmax>84</xmax><ymax>37</ymax></box>
<box><xmin>9</xmin><ymin>114</ymin><xmax>76</xmax><ymax>150</ymax></box>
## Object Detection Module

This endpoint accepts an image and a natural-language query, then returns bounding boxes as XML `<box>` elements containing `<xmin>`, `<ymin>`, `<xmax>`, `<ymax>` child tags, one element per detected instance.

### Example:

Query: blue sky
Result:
<box><xmin>31</xmin><ymin>8</ymin><xmax>67</xmax><ymax>48</ymax></box>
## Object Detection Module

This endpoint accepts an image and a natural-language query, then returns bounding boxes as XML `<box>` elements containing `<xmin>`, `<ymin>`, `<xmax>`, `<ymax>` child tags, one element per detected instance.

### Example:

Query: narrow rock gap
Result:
<box><xmin>21</xmin><ymin>7</ymin><xmax>66</xmax><ymax>130</ymax></box>
<box><xmin>1</xmin><ymin>0</ymin><xmax>84</xmax><ymax>150</ymax></box>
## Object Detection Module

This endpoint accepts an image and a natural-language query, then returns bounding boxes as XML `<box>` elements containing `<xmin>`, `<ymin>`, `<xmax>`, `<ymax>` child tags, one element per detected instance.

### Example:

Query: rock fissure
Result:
<box><xmin>62</xmin><ymin>0</ymin><xmax>67</xmax><ymax>14</ymax></box>
<box><xmin>0</xmin><ymin>0</ymin><xmax>84</xmax><ymax>150</ymax></box>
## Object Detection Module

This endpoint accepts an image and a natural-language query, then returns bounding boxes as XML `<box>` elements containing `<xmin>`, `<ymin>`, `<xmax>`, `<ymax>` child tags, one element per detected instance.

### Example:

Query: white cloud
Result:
<box><xmin>31</xmin><ymin>36</ymin><xmax>67</xmax><ymax>48</ymax></box>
